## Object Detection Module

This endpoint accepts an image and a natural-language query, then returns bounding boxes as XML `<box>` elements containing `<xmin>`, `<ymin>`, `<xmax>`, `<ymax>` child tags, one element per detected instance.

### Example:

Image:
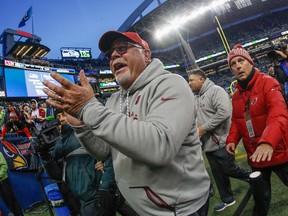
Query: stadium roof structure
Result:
<box><xmin>120</xmin><ymin>0</ymin><xmax>288</xmax><ymax>53</ymax></box>
<box><xmin>0</xmin><ymin>28</ymin><xmax>50</xmax><ymax>59</ymax></box>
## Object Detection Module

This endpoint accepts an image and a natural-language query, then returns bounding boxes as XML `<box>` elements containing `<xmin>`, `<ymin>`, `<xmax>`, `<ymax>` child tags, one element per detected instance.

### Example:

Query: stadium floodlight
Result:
<box><xmin>0</xmin><ymin>28</ymin><xmax>50</xmax><ymax>59</ymax></box>
<box><xmin>154</xmin><ymin>0</ymin><xmax>230</xmax><ymax>40</ymax></box>
<box><xmin>170</xmin><ymin>17</ymin><xmax>185</xmax><ymax>29</ymax></box>
<box><xmin>155</xmin><ymin>16</ymin><xmax>189</xmax><ymax>39</ymax></box>
<box><xmin>7</xmin><ymin>41</ymin><xmax>50</xmax><ymax>59</ymax></box>
<box><xmin>211</xmin><ymin>0</ymin><xmax>229</xmax><ymax>8</ymax></box>
<box><xmin>155</xmin><ymin>26</ymin><xmax>174</xmax><ymax>40</ymax></box>
<box><xmin>188</xmin><ymin>10</ymin><xmax>201</xmax><ymax>20</ymax></box>
<box><xmin>20</xmin><ymin>45</ymin><xmax>34</xmax><ymax>58</ymax></box>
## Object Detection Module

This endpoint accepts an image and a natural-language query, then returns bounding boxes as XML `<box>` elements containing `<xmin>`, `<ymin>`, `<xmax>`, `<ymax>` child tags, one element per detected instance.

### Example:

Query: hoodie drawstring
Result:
<box><xmin>119</xmin><ymin>89</ymin><xmax>130</xmax><ymax>117</ymax></box>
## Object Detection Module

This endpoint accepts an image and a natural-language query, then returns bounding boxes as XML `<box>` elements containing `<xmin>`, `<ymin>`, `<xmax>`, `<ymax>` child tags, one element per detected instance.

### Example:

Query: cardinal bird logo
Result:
<box><xmin>1</xmin><ymin>140</ymin><xmax>28</xmax><ymax>170</ymax></box>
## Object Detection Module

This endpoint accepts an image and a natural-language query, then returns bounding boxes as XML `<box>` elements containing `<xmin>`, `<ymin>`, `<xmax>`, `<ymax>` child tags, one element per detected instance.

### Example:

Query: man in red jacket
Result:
<box><xmin>226</xmin><ymin>44</ymin><xmax>288</xmax><ymax>216</ymax></box>
<box><xmin>0</xmin><ymin>112</ymin><xmax>32</xmax><ymax>141</ymax></box>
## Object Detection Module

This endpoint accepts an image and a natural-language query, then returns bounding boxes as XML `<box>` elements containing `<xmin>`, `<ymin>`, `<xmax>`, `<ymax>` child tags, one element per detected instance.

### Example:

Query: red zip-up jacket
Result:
<box><xmin>226</xmin><ymin>69</ymin><xmax>288</xmax><ymax>168</ymax></box>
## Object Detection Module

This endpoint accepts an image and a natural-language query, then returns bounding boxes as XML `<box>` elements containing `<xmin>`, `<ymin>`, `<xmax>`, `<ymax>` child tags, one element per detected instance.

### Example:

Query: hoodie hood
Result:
<box><xmin>30</xmin><ymin>99</ymin><xmax>38</xmax><ymax>108</ymax></box>
<box><xmin>199</xmin><ymin>78</ymin><xmax>215</xmax><ymax>96</ymax></box>
<box><xmin>119</xmin><ymin>58</ymin><xmax>170</xmax><ymax>115</ymax></box>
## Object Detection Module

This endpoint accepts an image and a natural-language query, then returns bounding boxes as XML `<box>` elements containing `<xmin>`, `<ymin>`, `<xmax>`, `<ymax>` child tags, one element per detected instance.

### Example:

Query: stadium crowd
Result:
<box><xmin>0</xmin><ymin>9</ymin><xmax>286</xmax><ymax>97</ymax></box>
<box><xmin>153</xmin><ymin>9</ymin><xmax>288</xmax><ymax>66</ymax></box>
<box><xmin>2</xmin><ymin>8</ymin><xmax>284</xmax><ymax>96</ymax></box>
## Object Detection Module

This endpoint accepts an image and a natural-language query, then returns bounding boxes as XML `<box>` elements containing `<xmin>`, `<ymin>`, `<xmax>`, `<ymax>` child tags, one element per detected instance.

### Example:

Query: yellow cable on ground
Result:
<box><xmin>236</xmin><ymin>154</ymin><xmax>247</xmax><ymax>161</ymax></box>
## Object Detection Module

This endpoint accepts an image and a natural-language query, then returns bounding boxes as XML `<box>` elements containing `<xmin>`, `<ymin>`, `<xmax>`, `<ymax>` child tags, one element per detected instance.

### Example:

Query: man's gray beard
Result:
<box><xmin>116</xmin><ymin>73</ymin><xmax>130</xmax><ymax>87</ymax></box>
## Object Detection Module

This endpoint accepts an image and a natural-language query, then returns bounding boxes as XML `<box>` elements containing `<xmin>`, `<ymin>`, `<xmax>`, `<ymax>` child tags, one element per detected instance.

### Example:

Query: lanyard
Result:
<box><xmin>244</xmin><ymin>97</ymin><xmax>250</xmax><ymax>112</ymax></box>
<box><xmin>243</xmin><ymin>95</ymin><xmax>255</xmax><ymax>138</ymax></box>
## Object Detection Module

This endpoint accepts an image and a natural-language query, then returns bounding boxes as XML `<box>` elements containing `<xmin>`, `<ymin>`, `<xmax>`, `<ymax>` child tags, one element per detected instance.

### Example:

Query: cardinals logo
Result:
<box><xmin>251</xmin><ymin>97</ymin><xmax>258</xmax><ymax>105</ymax></box>
<box><xmin>1</xmin><ymin>140</ymin><xmax>28</xmax><ymax>170</ymax></box>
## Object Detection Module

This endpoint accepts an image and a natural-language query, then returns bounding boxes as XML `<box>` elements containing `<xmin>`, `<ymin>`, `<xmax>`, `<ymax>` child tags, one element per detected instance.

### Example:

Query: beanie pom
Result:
<box><xmin>233</xmin><ymin>44</ymin><xmax>244</xmax><ymax>49</ymax></box>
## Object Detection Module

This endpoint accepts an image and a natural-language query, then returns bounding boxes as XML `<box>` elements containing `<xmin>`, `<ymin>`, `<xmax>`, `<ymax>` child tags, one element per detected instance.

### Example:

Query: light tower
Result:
<box><xmin>0</xmin><ymin>28</ymin><xmax>50</xmax><ymax>60</ymax></box>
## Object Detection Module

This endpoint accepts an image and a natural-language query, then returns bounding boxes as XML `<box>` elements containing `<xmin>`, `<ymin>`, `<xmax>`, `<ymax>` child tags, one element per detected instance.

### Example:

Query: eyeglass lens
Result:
<box><xmin>105</xmin><ymin>42</ymin><xmax>141</xmax><ymax>60</ymax></box>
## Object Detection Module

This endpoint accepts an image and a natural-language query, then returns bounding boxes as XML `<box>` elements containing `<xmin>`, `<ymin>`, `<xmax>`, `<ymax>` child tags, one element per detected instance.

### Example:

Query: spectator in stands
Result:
<box><xmin>3</xmin><ymin>102</ymin><xmax>20</xmax><ymax>124</ymax></box>
<box><xmin>188</xmin><ymin>69</ymin><xmax>251</xmax><ymax>212</ymax></box>
<box><xmin>0</xmin><ymin>151</ymin><xmax>24</xmax><ymax>216</ymax></box>
<box><xmin>0</xmin><ymin>106</ymin><xmax>5</xmax><ymax>128</ymax></box>
<box><xmin>42</xmin><ymin>30</ymin><xmax>210</xmax><ymax>216</ymax></box>
<box><xmin>40</xmin><ymin>101</ymin><xmax>47</xmax><ymax>117</ymax></box>
<box><xmin>267</xmin><ymin>64</ymin><xmax>275</xmax><ymax>77</ymax></box>
<box><xmin>20</xmin><ymin>103</ymin><xmax>34</xmax><ymax>129</ymax></box>
<box><xmin>30</xmin><ymin>99</ymin><xmax>46</xmax><ymax>131</ymax></box>
<box><xmin>0</xmin><ymin>112</ymin><xmax>32</xmax><ymax>141</ymax></box>
<box><xmin>226</xmin><ymin>44</ymin><xmax>288</xmax><ymax>216</ymax></box>
<box><xmin>40</xmin><ymin>101</ymin><xmax>54</xmax><ymax>117</ymax></box>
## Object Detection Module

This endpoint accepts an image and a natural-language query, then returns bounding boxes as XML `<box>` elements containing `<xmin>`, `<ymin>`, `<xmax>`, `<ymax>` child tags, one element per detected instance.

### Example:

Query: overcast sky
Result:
<box><xmin>0</xmin><ymin>0</ymin><xmax>158</xmax><ymax>59</ymax></box>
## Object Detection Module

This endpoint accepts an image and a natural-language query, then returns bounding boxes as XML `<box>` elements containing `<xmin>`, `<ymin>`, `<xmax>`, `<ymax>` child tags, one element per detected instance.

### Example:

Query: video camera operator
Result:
<box><xmin>38</xmin><ymin>109</ymin><xmax>120</xmax><ymax>216</ymax></box>
<box><xmin>267</xmin><ymin>39</ymin><xmax>288</xmax><ymax>106</ymax></box>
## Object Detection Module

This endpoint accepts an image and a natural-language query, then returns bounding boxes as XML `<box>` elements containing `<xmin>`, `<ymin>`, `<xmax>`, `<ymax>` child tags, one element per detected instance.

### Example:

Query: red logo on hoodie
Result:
<box><xmin>135</xmin><ymin>95</ymin><xmax>141</xmax><ymax>105</ymax></box>
<box><xmin>161</xmin><ymin>97</ymin><xmax>176</xmax><ymax>101</ymax></box>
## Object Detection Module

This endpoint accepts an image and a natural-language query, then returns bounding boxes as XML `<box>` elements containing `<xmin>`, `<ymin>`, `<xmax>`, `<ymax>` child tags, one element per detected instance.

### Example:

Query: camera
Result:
<box><xmin>30</xmin><ymin>119</ymin><xmax>61</xmax><ymax>155</ymax></box>
<box><xmin>273</xmin><ymin>41</ymin><xmax>287</xmax><ymax>52</ymax></box>
<box><xmin>267</xmin><ymin>41</ymin><xmax>287</xmax><ymax>61</ymax></box>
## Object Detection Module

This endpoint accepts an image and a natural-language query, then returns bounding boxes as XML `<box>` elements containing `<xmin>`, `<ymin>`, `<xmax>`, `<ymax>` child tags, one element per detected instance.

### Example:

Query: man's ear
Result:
<box><xmin>200</xmin><ymin>76</ymin><xmax>205</xmax><ymax>83</ymax></box>
<box><xmin>144</xmin><ymin>50</ymin><xmax>152</xmax><ymax>64</ymax></box>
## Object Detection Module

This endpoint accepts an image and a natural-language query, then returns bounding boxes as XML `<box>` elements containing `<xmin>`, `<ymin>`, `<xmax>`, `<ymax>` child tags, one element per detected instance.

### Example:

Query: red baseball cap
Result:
<box><xmin>98</xmin><ymin>30</ymin><xmax>150</xmax><ymax>53</ymax></box>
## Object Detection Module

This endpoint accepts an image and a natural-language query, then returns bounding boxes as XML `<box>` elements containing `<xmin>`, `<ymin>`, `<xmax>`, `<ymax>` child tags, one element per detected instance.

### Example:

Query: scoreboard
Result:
<box><xmin>60</xmin><ymin>47</ymin><xmax>92</xmax><ymax>59</ymax></box>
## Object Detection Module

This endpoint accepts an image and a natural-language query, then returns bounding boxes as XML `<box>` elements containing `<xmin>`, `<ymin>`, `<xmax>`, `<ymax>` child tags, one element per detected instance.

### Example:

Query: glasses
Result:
<box><xmin>105</xmin><ymin>42</ymin><xmax>143</xmax><ymax>60</ymax></box>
